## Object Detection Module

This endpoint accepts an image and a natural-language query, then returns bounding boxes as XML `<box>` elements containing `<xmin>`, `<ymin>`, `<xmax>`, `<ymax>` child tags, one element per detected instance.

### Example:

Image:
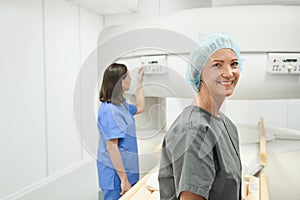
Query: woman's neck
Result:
<box><xmin>194</xmin><ymin>93</ymin><xmax>224</xmax><ymax>118</ymax></box>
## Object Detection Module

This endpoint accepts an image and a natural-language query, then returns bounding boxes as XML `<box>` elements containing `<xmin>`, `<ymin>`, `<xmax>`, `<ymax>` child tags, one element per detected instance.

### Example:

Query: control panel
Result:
<box><xmin>141</xmin><ymin>55</ymin><xmax>168</xmax><ymax>74</ymax></box>
<box><xmin>267</xmin><ymin>53</ymin><xmax>300</xmax><ymax>74</ymax></box>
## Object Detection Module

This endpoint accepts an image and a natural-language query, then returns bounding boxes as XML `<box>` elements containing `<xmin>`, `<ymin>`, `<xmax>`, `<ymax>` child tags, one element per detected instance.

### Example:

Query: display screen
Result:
<box><xmin>283</xmin><ymin>59</ymin><xmax>297</xmax><ymax>62</ymax></box>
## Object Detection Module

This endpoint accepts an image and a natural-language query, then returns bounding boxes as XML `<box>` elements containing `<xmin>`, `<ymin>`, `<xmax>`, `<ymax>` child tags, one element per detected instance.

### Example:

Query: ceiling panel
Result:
<box><xmin>66</xmin><ymin>0</ymin><xmax>138</xmax><ymax>15</ymax></box>
<box><xmin>66</xmin><ymin>0</ymin><xmax>300</xmax><ymax>15</ymax></box>
<box><xmin>214</xmin><ymin>0</ymin><xmax>300</xmax><ymax>6</ymax></box>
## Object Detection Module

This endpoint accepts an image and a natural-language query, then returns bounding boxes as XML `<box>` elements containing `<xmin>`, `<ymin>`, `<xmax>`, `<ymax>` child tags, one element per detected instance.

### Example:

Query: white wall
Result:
<box><xmin>0</xmin><ymin>0</ymin><xmax>103</xmax><ymax>199</ymax></box>
<box><xmin>166</xmin><ymin>97</ymin><xmax>300</xmax><ymax>132</ymax></box>
<box><xmin>44</xmin><ymin>0</ymin><xmax>82</xmax><ymax>175</ymax></box>
<box><xmin>224</xmin><ymin>99</ymin><xmax>300</xmax><ymax>131</ymax></box>
<box><xmin>0</xmin><ymin>0</ymin><xmax>46</xmax><ymax>198</ymax></box>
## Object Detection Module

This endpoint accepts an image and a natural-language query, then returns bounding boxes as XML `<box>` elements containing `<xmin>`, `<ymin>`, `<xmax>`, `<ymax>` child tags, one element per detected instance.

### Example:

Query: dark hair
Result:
<box><xmin>99</xmin><ymin>63</ymin><xmax>128</xmax><ymax>104</ymax></box>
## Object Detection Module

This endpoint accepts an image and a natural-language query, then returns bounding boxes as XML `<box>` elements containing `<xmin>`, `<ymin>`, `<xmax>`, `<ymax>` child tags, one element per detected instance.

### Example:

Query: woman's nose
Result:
<box><xmin>221</xmin><ymin>65</ymin><xmax>233</xmax><ymax>77</ymax></box>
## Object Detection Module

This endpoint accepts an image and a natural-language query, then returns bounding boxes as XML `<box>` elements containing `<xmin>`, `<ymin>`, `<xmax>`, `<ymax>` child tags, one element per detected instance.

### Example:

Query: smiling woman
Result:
<box><xmin>158</xmin><ymin>33</ymin><xmax>244</xmax><ymax>200</ymax></box>
<box><xmin>201</xmin><ymin>48</ymin><xmax>240</xmax><ymax>101</ymax></box>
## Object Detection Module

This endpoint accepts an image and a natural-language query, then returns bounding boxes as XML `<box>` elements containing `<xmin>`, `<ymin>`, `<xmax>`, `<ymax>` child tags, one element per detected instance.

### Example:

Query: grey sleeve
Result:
<box><xmin>174</xmin><ymin>127</ymin><xmax>216</xmax><ymax>199</ymax></box>
<box><xmin>158</xmin><ymin>138</ymin><xmax>178</xmax><ymax>200</ymax></box>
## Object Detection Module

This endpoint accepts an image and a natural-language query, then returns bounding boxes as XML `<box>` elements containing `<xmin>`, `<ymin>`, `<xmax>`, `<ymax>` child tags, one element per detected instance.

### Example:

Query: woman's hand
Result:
<box><xmin>180</xmin><ymin>191</ymin><xmax>204</xmax><ymax>200</ymax></box>
<box><xmin>120</xmin><ymin>178</ymin><xmax>132</xmax><ymax>195</ymax></box>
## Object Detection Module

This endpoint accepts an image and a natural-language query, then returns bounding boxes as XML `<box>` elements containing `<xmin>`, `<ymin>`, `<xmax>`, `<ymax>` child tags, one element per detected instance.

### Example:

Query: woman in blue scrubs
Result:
<box><xmin>97</xmin><ymin>63</ymin><xmax>144</xmax><ymax>200</ymax></box>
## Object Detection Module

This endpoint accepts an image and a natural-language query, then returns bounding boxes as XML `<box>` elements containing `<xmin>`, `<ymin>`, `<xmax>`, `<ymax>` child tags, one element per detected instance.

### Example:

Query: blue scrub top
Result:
<box><xmin>97</xmin><ymin>102</ymin><xmax>139</xmax><ymax>190</ymax></box>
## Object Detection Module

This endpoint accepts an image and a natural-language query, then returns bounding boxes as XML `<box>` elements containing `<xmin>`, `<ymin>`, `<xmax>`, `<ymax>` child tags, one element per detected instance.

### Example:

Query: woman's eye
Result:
<box><xmin>231</xmin><ymin>62</ymin><xmax>239</xmax><ymax>67</ymax></box>
<box><xmin>212</xmin><ymin>63</ymin><xmax>220</xmax><ymax>67</ymax></box>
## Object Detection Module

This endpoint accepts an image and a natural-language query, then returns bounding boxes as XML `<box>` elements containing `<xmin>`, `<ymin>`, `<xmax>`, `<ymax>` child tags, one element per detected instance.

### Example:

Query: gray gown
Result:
<box><xmin>158</xmin><ymin>105</ymin><xmax>242</xmax><ymax>200</ymax></box>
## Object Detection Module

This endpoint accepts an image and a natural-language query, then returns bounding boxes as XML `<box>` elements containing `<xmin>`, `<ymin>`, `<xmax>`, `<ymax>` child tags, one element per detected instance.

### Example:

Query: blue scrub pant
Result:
<box><xmin>101</xmin><ymin>188</ymin><xmax>122</xmax><ymax>200</ymax></box>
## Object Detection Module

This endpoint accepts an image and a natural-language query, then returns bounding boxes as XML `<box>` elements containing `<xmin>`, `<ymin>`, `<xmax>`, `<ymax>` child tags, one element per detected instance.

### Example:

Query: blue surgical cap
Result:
<box><xmin>186</xmin><ymin>33</ymin><xmax>243</xmax><ymax>93</ymax></box>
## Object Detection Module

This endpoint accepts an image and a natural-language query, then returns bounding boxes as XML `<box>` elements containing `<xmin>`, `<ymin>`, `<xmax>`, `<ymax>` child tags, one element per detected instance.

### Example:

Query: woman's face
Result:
<box><xmin>122</xmin><ymin>71</ymin><xmax>131</xmax><ymax>92</ymax></box>
<box><xmin>201</xmin><ymin>48</ymin><xmax>240</xmax><ymax>98</ymax></box>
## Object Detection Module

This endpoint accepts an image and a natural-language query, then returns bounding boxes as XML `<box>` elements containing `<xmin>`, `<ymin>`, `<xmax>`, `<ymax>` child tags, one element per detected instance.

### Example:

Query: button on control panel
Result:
<box><xmin>267</xmin><ymin>53</ymin><xmax>300</xmax><ymax>74</ymax></box>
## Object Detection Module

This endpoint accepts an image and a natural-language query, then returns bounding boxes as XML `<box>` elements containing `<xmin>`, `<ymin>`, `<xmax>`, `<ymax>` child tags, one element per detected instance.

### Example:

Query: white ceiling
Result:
<box><xmin>66</xmin><ymin>0</ymin><xmax>138</xmax><ymax>15</ymax></box>
<box><xmin>66</xmin><ymin>0</ymin><xmax>300</xmax><ymax>15</ymax></box>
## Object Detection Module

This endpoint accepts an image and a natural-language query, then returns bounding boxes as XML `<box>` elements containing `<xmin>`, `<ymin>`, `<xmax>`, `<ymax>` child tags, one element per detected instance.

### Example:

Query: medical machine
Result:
<box><xmin>96</xmin><ymin>5</ymin><xmax>300</xmax><ymax>200</ymax></box>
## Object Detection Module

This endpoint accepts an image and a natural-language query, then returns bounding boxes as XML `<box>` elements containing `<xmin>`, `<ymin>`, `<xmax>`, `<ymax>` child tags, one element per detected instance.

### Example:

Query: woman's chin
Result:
<box><xmin>225</xmin><ymin>90</ymin><xmax>234</xmax><ymax>97</ymax></box>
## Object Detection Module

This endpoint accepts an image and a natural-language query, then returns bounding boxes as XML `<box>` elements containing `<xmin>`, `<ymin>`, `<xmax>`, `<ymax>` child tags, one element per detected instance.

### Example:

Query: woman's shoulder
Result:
<box><xmin>98</xmin><ymin>102</ymin><xmax>114</xmax><ymax>114</ymax></box>
<box><xmin>182</xmin><ymin>105</ymin><xmax>212</xmax><ymax>126</ymax></box>
<box><xmin>165</xmin><ymin>106</ymin><xmax>210</xmax><ymax>137</ymax></box>
<box><xmin>164</xmin><ymin>106</ymin><xmax>213</xmax><ymax>150</ymax></box>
